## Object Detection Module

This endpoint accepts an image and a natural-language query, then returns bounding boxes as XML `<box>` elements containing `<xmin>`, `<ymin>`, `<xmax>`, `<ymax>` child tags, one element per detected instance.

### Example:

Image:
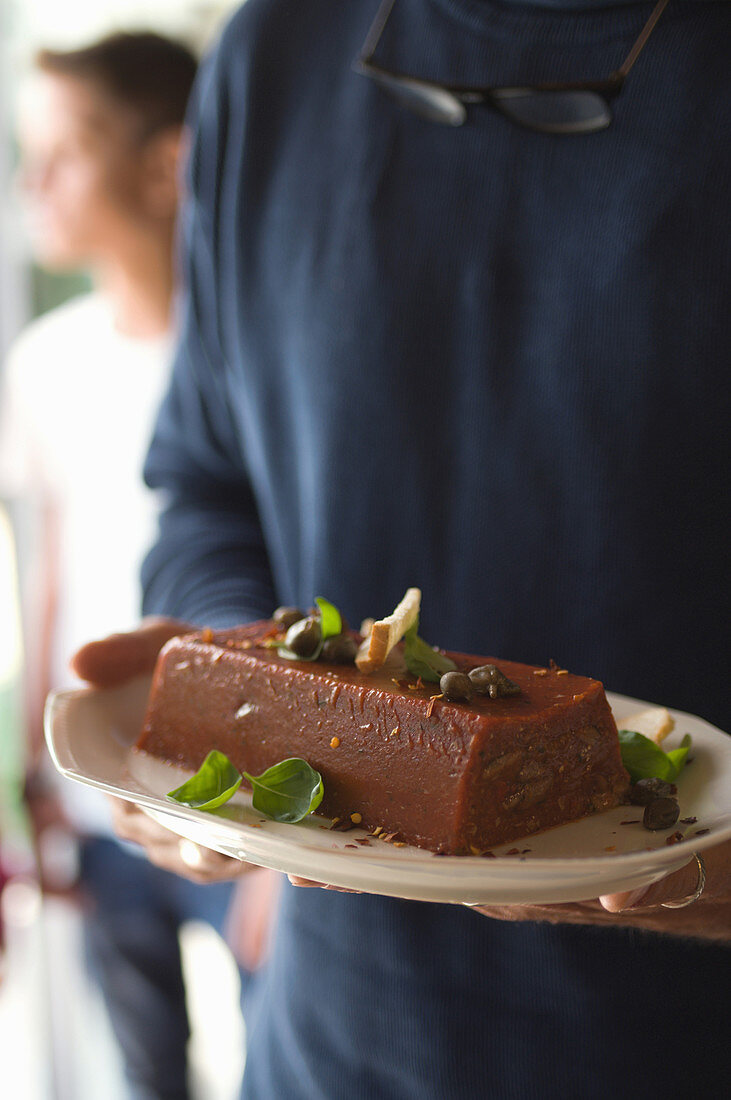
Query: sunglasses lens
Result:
<box><xmin>491</xmin><ymin>88</ymin><xmax>612</xmax><ymax>134</ymax></box>
<box><xmin>367</xmin><ymin>68</ymin><xmax>466</xmax><ymax>126</ymax></box>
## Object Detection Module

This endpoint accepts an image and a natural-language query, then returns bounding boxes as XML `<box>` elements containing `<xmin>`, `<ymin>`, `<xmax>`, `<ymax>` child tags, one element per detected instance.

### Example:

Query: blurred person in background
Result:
<box><xmin>0</xmin><ymin>31</ymin><xmax>266</xmax><ymax>1099</ymax></box>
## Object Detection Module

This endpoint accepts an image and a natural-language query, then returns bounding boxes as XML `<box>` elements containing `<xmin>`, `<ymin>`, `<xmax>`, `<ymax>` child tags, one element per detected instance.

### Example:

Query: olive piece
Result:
<box><xmin>321</xmin><ymin>633</ymin><xmax>359</xmax><ymax>664</ymax></box>
<box><xmin>440</xmin><ymin>671</ymin><xmax>474</xmax><ymax>703</ymax></box>
<box><xmin>273</xmin><ymin>606</ymin><xmax>305</xmax><ymax>629</ymax></box>
<box><xmin>468</xmin><ymin>664</ymin><xmax>521</xmax><ymax>699</ymax></box>
<box><xmin>629</xmin><ymin>778</ymin><xmax>678</xmax><ymax>806</ymax></box>
<box><xmin>642</xmin><ymin>797</ymin><xmax>680</xmax><ymax>831</ymax></box>
<box><xmin>284</xmin><ymin>616</ymin><xmax>322</xmax><ymax>658</ymax></box>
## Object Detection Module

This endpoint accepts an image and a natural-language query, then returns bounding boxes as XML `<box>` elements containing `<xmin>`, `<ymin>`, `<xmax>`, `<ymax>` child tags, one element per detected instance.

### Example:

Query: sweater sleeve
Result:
<box><xmin>141</xmin><ymin>41</ymin><xmax>276</xmax><ymax>628</ymax></box>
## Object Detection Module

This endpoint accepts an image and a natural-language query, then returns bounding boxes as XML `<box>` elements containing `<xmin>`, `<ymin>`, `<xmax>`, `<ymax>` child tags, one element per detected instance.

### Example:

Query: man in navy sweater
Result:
<box><xmin>75</xmin><ymin>2</ymin><xmax>730</xmax><ymax>1096</ymax></box>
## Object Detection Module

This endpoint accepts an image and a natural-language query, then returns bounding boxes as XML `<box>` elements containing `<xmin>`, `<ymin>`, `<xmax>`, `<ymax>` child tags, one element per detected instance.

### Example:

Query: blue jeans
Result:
<box><xmin>80</xmin><ymin>836</ymin><xmax>243</xmax><ymax>1100</ymax></box>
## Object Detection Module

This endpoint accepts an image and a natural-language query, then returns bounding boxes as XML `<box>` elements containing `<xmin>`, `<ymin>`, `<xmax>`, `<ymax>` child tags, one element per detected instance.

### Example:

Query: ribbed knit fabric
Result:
<box><xmin>142</xmin><ymin>2</ymin><xmax>730</xmax><ymax>1096</ymax></box>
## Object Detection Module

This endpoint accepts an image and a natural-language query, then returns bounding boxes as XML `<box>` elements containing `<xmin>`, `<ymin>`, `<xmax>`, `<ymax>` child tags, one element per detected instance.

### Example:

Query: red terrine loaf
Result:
<box><xmin>137</xmin><ymin>622</ymin><xmax>629</xmax><ymax>854</ymax></box>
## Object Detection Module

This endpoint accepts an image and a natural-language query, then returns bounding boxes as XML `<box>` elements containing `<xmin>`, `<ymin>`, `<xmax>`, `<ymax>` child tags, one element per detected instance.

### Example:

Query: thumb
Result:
<box><xmin>70</xmin><ymin>616</ymin><xmax>193</xmax><ymax>688</ymax></box>
<box><xmin>599</xmin><ymin>855</ymin><xmax>702</xmax><ymax>913</ymax></box>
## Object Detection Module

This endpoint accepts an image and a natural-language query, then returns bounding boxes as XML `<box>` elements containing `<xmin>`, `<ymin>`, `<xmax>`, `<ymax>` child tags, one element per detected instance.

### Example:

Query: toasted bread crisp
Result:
<box><xmin>359</xmin><ymin>617</ymin><xmax>375</xmax><ymax>640</ymax></box>
<box><xmin>621</xmin><ymin>706</ymin><xmax>675</xmax><ymax>745</ymax></box>
<box><xmin>355</xmin><ymin>587</ymin><xmax>421</xmax><ymax>673</ymax></box>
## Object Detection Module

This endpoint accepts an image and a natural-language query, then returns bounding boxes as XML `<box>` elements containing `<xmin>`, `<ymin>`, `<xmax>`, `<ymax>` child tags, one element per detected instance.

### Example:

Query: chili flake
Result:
<box><xmin>665</xmin><ymin>831</ymin><xmax>684</xmax><ymax>845</ymax></box>
<box><xmin>426</xmin><ymin>693</ymin><xmax>444</xmax><ymax>718</ymax></box>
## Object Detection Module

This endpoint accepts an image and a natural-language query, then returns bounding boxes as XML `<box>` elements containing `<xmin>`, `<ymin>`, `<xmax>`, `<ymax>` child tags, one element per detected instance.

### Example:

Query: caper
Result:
<box><xmin>469</xmin><ymin>665</ymin><xmax>496</xmax><ymax>694</ymax></box>
<box><xmin>440</xmin><ymin>671</ymin><xmax>474</xmax><ymax>703</ymax></box>
<box><xmin>468</xmin><ymin>664</ymin><xmax>521</xmax><ymax>699</ymax></box>
<box><xmin>273</xmin><ymin>606</ymin><xmax>305</xmax><ymax>629</ymax></box>
<box><xmin>284</xmin><ymin>616</ymin><xmax>321</xmax><ymax>658</ymax></box>
<box><xmin>629</xmin><ymin>778</ymin><xmax>678</xmax><ymax>806</ymax></box>
<box><xmin>642</xmin><ymin>797</ymin><xmax>680</xmax><ymax>831</ymax></box>
<box><xmin>321</xmin><ymin>633</ymin><xmax>359</xmax><ymax>664</ymax></box>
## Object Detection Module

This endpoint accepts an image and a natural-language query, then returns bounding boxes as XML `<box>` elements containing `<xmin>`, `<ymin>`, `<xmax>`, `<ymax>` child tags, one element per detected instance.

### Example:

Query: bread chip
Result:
<box><xmin>620</xmin><ymin>706</ymin><xmax>675</xmax><ymax>745</ymax></box>
<box><xmin>355</xmin><ymin>588</ymin><xmax>421</xmax><ymax>673</ymax></box>
<box><xmin>359</xmin><ymin>617</ymin><xmax>375</xmax><ymax>640</ymax></box>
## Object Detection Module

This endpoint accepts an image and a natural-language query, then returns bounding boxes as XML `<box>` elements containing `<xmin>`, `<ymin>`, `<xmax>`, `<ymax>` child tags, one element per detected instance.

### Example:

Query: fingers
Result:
<box><xmin>107</xmin><ymin>797</ymin><xmax>248</xmax><ymax>884</ymax></box>
<box><xmin>600</xmin><ymin>837</ymin><xmax>731</xmax><ymax>915</ymax></box>
<box><xmin>467</xmin><ymin>843</ymin><xmax>731</xmax><ymax>940</ymax></box>
<box><xmin>599</xmin><ymin>855</ymin><xmax>702</xmax><ymax>913</ymax></box>
<box><xmin>108</xmin><ymin>795</ymin><xmax>175</xmax><ymax>846</ymax></box>
<box><xmin>146</xmin><ymin>838</ymin><xmax>243</xmax><ymax>884</ymax></box>
<box><xmin>70</xmin><ymin>617</ymin><xmax>193</xmax><ymax>687</ymax></box>
<box><xmin>287</xmin><ymin>874</ymin><xmax>360</xmax><ymax>893</ymax></box>
<box><xmin>467</xmin><ymin>901</ymin><xmax>606</xmax><ymax>926</ymax></box>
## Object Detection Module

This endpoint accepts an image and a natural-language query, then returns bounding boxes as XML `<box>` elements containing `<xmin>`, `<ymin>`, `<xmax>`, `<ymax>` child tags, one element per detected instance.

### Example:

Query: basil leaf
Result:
<box><xmin>618</xmin><ymin>729</ymin><xmax>692</xmax><ymax>784</ymax></box>
<box><xmin>664</xmin><ymin>733</ymin><xmax>692</xmax><ymax>780</ymax></box>
<box><xmin>167</xmin><ymin>750</ymin><xmax>242</xmax><ymax>811</ymax></box>
<box><xmin>403</xmin><ymin>620</ymin><xmax>457</xmax><ymax>683</ymax></box>
<box><xmin>315</xmin><ymin>596</ymin><xmax>341</xmax><ymax>641</ymax></box>
<box><xmin>243</xmin><ymin>757</ymin><xmax>324</xmax><ymax>823</ymax></box>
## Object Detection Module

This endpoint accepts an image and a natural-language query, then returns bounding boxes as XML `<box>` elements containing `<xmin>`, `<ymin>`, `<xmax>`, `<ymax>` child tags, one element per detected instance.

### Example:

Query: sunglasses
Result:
<box><xmin>353</xmin><ymin>0</ymin><xmax>671</xmax><ymax>134</ymax></box>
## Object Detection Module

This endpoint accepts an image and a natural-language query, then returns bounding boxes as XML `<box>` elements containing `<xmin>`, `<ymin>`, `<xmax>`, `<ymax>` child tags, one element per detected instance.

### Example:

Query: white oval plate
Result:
<box><xmin>45</xmin><ymin>677</ymin><xmax>731</xmax><ymax>904</ymax></box>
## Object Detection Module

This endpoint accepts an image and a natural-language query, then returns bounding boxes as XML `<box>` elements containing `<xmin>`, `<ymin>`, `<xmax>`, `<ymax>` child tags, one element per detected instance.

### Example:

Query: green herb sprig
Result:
<box><xmin>243</xmin><ymin>758</ymin><xmax>324</xmax><ymax>823</ymax></box>
<box><xmin>167</xmin><ymin>750</ymin><xmax>324</xmax><ymax>823</ymax></box>
<box><xmin>618</xmin><ymin>730</ymin><xmax>692</xmax><ymax>784</ymax></box>
<box><xmin>167</xmin><ymin>750</ymin><xmax>242</xmax><ymax>811</ymax></box>
<box><xmin>403</xmin><ymin>618</ymin><xmax>457</xmax><ymax>683</ymax></box>
<box><xmin>315</xmin><ymin>596</ymin><xmax>341</xmax><ymax>641</ymax></box>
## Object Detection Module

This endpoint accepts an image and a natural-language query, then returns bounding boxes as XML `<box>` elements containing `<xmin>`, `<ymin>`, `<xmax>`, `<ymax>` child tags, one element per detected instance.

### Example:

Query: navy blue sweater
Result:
<box><xmin>143</xmin><ymin>2</ymin><xmax>730</xmax><ymax>1096</ymax></box>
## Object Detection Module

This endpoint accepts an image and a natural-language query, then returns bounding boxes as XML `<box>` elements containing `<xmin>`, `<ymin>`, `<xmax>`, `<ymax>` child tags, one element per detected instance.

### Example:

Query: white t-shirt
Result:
<box><xmin>0</xmin><ymin>291</ymin><xmax>173</xmax><ymax>832</ymax></box>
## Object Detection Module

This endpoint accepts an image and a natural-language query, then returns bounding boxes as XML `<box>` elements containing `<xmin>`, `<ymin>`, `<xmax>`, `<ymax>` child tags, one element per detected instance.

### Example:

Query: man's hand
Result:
<box><xmin>72</xmin><ymin>618</ymin><xmax>254</xmax><ymax>884</ymax></box>
<box><xmin>70</xmin><ymin>616</ymin><xmax>193</xmax><ymax>687</ymax></box>
<box><xmin>289</xmin><ymin>840</ymin><xmax>731</xmax><ymax>938</ymax></box>
<box><xmin>468</xmin><ymin>838</ymin><xmax>730</xmax><ymax>941</ymax></box>
<box><xmin>108</xmin><ymin>798</ymin><xmax>252</xmax><ymax>885</ymax></box>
